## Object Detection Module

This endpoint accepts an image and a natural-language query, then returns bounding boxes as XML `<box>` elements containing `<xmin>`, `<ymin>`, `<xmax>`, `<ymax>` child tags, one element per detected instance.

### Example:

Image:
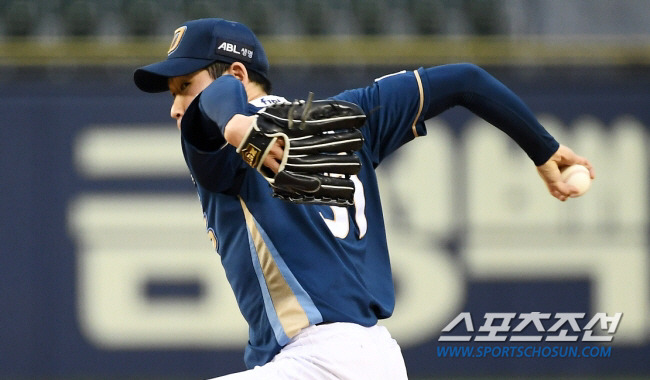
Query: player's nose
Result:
<box><xmin>170</xmin><ymin>97</ymin><xmax>184</xmax><ymax>121</ymax></box>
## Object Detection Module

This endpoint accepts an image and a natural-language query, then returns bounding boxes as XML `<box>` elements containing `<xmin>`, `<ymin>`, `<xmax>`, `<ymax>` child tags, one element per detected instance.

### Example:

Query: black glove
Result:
<box><xmin>236</xmin><ymin>94</ymin><xmax>366</xmax><ymax>206</ymax></box>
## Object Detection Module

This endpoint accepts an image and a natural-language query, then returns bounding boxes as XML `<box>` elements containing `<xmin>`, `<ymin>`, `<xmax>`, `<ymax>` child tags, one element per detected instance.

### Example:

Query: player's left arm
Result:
<box><xmin>222</xmin><ymin>114</ymin><xmax>285</xmax><ymax>172</ymax></box>
<box><xmin>197</xmin><ymin>75</ymin><xmax>285</xmax><ymax>171</ymax></box>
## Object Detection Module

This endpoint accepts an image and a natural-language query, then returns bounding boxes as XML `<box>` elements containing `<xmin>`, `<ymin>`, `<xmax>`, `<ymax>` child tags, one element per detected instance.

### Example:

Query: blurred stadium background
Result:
<box><xmin>2</xmin><ymin>0</ymin><xmax>650</xmax><ymax>379</ymax></box>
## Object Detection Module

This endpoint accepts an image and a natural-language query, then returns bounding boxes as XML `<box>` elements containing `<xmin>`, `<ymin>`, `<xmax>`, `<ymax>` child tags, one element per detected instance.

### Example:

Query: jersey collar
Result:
<box><xmin>249</xmin><ymin>95</ymin><xmax>289</xmax><ymax>108</ymax></box>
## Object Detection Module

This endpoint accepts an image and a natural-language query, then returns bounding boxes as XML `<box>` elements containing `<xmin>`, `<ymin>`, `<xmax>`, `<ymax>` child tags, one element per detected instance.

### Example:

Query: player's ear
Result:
<box><xmin>228</xmin><ymin>62</ymin><xmax>249</xmax><ymax>83</ymax></box>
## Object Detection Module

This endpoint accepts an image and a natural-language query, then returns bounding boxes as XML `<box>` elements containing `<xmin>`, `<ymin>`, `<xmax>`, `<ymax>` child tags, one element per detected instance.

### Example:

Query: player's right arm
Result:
<box><xmin>359</xmin><ymin>63</ymin><xmax>594</xmax><ymax>201</ymax></box>
<box><xmin>418</xmin><ymin>64</ymin><xmax>559</xmax><ymax>165</ymax></box>
<box><xmin>536</xmin><ymin>144</ymin><xmax>594</xmax><ymax>201</ymax></box>
<box><xmin>417</xmin><ymin>64</ymin><xmax>595</xmax><ymax>200</ymax></box>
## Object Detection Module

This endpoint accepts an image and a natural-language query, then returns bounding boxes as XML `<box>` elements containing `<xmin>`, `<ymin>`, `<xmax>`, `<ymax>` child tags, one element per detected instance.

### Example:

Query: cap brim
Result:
<box><xmin>133</xmin><ymin>57</ymin><xmax>215</xmax><ymax>93</ymax></box>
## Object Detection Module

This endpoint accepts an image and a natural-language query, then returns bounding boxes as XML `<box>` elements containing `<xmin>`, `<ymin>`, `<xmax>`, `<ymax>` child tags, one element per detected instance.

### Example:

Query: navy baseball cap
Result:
<box><xmin>134</xmin><ymin>18</ymin><xmax>269</xmax><ymax>93</ymax></box>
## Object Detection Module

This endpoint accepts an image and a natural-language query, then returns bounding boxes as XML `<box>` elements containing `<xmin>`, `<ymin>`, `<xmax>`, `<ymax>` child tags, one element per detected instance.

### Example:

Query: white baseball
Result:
<box><xmin>561</xmin><ymin>164</ymin><xmax>591</xmax><ymax>197</ymax></box>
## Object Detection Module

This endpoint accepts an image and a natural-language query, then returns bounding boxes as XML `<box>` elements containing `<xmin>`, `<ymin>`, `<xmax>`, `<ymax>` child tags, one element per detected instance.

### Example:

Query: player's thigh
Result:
<box><xmin>208</xmin><ymin>358</ymin><xmax>336</xmax><ymax>380</ymax></box>
<box><xmin>208</xmin><ymin>363</ymin><xmax>283</xmax><ymax>380</ymax></box>
<box><xmin>209</xmin><ymin>323</ymin><xmax>407</xmax><ymax>380</ymax></box>
<box><xmin>326</xmin><ymin>324</ymin><xmax>407</xmax><ymax>380</ymax></box>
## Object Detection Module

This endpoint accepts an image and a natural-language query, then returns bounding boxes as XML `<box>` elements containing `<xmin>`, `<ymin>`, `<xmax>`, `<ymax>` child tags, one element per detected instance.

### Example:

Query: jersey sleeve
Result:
<box><xmin>337</xmin><ymin>65</ymin><xmax>559</xmax><ymax>167</ymax></box>
<box><xmin>333</xmin><ymin>70</ymin><xmax>427</xmax><ymax>165</ymax></box>
<box><xmin>199</xmin><ymin>74</ymin><xmax>249</xmax><ymax>136</ymax></box>
<box><xmin>179</xmin><ymin>78</ymin><xmax>249</xmax><ymax>194</ymax></box>
<box><xmin>180</xmin><ymin>74</ymin><xmax>248</xmax><ymax>152</ymax></box>
<box><xmin>181</xmin><ymin>137</ymin><xmax>246</xmax><ymax>194</ymax></box>
<box><xmin>418</xmin><ymin>64</ymin><xmax>559</xmax><ymax>165</ymax></box>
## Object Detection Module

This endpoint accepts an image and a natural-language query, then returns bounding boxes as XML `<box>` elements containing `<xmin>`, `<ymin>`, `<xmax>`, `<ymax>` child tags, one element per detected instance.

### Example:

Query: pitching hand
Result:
<box><xmin>537</xmin><ymin>144</ymin><xmax>595</xmax><ymax>201</ymax></box>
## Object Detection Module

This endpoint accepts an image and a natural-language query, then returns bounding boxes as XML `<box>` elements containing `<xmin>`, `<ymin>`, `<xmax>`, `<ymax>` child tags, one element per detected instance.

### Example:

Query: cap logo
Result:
<box><xmin>168</xmin><ymin>26</ymin><xmax>187</xmax><ymax>55</ymax></box>
<box><xmin>216</xmin><ymin>39</ymin><xmax>254</xmax><ymax>63</ymax></box>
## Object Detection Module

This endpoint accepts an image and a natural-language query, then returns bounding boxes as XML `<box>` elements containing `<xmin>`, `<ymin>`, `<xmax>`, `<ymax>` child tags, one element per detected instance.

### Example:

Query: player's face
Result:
<box><xmin>168</xmin><ymin>70</ymin><xmax>213</xmax><ymax>130</ymax></box>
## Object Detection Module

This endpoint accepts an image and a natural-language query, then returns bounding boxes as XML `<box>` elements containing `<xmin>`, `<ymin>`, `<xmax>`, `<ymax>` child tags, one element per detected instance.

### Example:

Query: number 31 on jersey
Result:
<box><xmin>320</xmin><ymin>175</ymin><xmax>367</xmax><ymax>239</ymax></box>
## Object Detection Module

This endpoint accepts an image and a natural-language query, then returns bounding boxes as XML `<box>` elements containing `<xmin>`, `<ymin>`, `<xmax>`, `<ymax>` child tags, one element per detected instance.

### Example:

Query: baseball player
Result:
<box><xmin>133</xmin><ymin>18</ymin><xmax>594</xmax><ymax>379</ymax></box>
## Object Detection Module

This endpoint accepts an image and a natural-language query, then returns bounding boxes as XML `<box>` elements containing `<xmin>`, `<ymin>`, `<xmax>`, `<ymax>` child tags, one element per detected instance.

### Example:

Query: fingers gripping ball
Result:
<box><xmin>236</xmin><ymin>93</ymin><xmax>366</xmax><ymax>206</ymax></box>
<box><xmin>561</xmin><ymin>164</ymin><xmax>592</xmax><ymax>197</ymax></box>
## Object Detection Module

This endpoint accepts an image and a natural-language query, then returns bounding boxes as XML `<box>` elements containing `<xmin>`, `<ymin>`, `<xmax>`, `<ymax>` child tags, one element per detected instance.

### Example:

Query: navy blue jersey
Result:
<box><xmin>180</xmin><ymin>65</ymin><xmax>558</xmax><ymax>368</ymax></box>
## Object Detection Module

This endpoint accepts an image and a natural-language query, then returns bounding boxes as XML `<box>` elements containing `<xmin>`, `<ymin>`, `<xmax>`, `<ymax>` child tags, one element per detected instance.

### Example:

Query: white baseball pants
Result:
<box><xmin>211</xmin><ymin>322</ymin><xmax>408</xmax><ymax>380</ymax></box>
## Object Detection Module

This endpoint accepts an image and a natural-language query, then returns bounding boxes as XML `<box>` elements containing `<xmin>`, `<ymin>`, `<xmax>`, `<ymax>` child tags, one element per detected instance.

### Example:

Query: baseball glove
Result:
<box><xmin>236</xmin><ymin>94</ymin><xmax>366</xmax><ymax>206</ymax></box>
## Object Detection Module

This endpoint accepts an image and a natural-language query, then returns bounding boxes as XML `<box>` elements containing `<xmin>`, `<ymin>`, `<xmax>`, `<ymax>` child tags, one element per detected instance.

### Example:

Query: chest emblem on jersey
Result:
<box><xmin>168</xmin><ymin>26</ymin><xmax>187</xmax><ymax>55</ymax></box>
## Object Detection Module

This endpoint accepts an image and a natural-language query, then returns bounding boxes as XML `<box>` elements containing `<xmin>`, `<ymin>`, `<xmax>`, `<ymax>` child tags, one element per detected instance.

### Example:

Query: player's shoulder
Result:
<box><xmin>333</xmin><ymin>69</ymin><xmax>420</xmax><ymax>100</ymax></box>
<box><xmin>373</xmin><ymin>69</ymin><xmax>410</xmax><ymax>83</ymax></box>
<box><xmin>373</xmin><ymin>69</ymin><xmax>422</xmax><ymax>92</ymax></box>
